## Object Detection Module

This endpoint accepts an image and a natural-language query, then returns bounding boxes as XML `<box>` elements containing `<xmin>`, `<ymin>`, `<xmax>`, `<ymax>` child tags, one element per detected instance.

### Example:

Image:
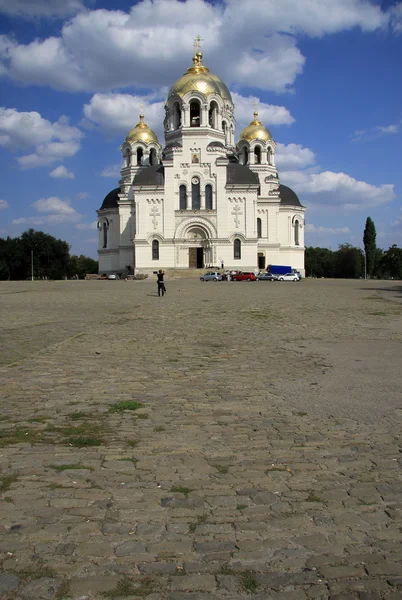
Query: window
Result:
<box><xmin>267</xmin><ymin>147</ymin><xmax>272</xmax><ymax>165</ymax></box>
<box><xmin>254</xmin><ymin>146</ymin><xmax>261</xmax><ymax>164</ymax></box>
<box><xmin>205</xmin><ymin>185</ymin><xmax>213</xmax><ymax>210</ymax></box>
<box><xmin>137</xmin><ymin>147</ymin><xmax>143</xmax><ymax>165</ymax></box>
<box><xmin>179</xmin><ymin>185</ymin><xmax>187</xmax><ymax>210</ymax></box>
<box><xmin>209</xmin><ymin>101</ymin><xmax>218</xmax><ymax>128</ymax></box>
<box><xmin>172</xmin><ymin>102</ymin><xmax>181</xmax><ymax>129</ymax></box>
<box><xmin>190</xmin><ymin>100</ymin><xmax>201</xmax><ymax>127</ymax></box>
<box><xmin>294</xmin><ymin>220</ymin><xmax>300</xmax><ymax>246</ymax></box>
<box><xmin>102</xmin><ymin>222</ymin><xmax>107</xmax><ymax>249</ymax></box>
<box><xmin>257</xmin><ymin>218</ymin><xmax>262</xmax><ymax>238</ymax></box>
<box><xmin>192</xmin><ymin>179</ymin><xmax>200</xmax><ymax>209</ymax></box>
<box><xmin>152</xmin><ymin>239</ymin><xmax>159</xmax><ymax>260</ymax></box>
<box><xmin>234</xmin><ymin>238</ymin><xmax>241</xmax><ymax>259</ymax></box>
<box><xmin>149</xmin><ymin>148</ymin><xmax>157</xmax><ymax>166</ymax></box>
<box><xmin>126</xmin><ymin>151</ymin><xmax>131</xmax><ymax>167</ymax></box>
<box><xmin>242</xmin><ymin>147</ymin><xmax>248</xmax><ymax>165</ymax></box>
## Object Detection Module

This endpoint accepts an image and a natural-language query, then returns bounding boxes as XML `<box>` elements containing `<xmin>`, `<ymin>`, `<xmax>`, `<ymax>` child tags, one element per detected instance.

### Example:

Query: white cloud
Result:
<box><xmin>100</xmin><ymin>164</ymin><xmax>121</xmax><ymax>178</ymax></box>
<box><xmin>389</xmin><ymin>2</ymin><xmax>402</xmax><ymax>33</ymax></box>
<box><xmin>76</xmin><ymin>192</ymin><xmax>89</xmax><ymax>200</ymax></box>
<box><xmin>0</xmin><ymin>199</ymin><xmax>9</xmax><ymax>209</ymax></box>
<box><xmin>83</xmin><ymin>92</ymin><xmax>165</xmax><ymax>137</ymax></box>
<box><xmin>231</xmin><ymin>93</ymin><xmax>294</xmax><ymax>132</ymax></box>
<box><xmin>49</xmin><ymin>165</ymin><xmax>75</xmax><ymax>179</ymax></box>
<box><xmin>75</xmin><ymin>221</ymin><xmax>97</xmax><ymax>230</ymax></box>
<box><xmin>0</xmin><ymin>0</ymin><xmax>87</xmax><ymax>19</ymax></box>
<box><xmin>276</xmin><ymin>143</ymin><xmax>316</xmax><ymax>170</ymax></box>
<box><xmin>281</xmin><ymin>170</ymin><xmax>395</xmax><ymax>210</ymax></box>
<box><xmin>352</xmin><ymin>120</ymin><xmax>401</xmax><ymax>141</ymax></box>
<box><xmin>0</xmin><ymin>0</ymin><xmax>392</xmax><ymax>94</ymax></box>
<box><xmin>0</xmin><ymin>107</ymin><xmax>83</xmax><ymax>168</ymax></box>
<box><xmin>305</xmin><ymin>224</ymin><xmax>350</xmax><ymax>234</ymax></box>
<box><xmin>13</xmin><ymin>195</ymin><xmax>83</xmax><ymax>226</ymax></box>
<box><xmin>33</xmin><ymin>196</ymin><xmax>76</xmax><ymax>215</ymax></box>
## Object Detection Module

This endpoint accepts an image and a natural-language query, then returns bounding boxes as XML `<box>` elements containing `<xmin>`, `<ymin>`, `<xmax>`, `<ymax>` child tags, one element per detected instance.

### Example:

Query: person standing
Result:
<box><xmin>157</xmin><ymin>270</ymin><xmax>166</xmax><ymax>297</ymax></box>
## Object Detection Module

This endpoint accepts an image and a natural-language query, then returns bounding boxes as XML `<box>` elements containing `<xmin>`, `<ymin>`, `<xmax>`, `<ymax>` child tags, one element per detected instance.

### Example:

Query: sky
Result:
<box><xmin>0</xmin><ymin>0</ymin><xmax>401</xmax><ymax>259</ymax></box>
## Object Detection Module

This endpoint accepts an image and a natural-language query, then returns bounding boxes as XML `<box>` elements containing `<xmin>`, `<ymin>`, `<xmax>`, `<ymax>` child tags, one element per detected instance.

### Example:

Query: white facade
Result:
<box><xmin>97</xmin><ymin>51</ymin><xmax>305</xmax><ymax>275</ymax></box>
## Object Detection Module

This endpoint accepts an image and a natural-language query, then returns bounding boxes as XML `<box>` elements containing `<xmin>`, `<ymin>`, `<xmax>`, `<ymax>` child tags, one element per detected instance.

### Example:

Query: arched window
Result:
<box><xmin>102</xmin><ymin>222</ymin><xmax>107</xmax><ymax>249</ymax></box>
<box><xmin>192</xmin><ymin>179</ymin><xmax>200</xmax><ymax>209</ymax></box>
<box><xmin>149</xmin><ymin>148</ymin><xmax>157</xmax><ymax>166</ymax></box>
<box><xmin>222</xmin><ymin>120</ymin><xmax>227</xmax><ymax>133</ymax></box>
<box><xmin>257</xmin><ymin>218</ymin><xmax>262</xmax><ymax>238</ymax></box>
<box><xmin>294</xmin><ymin>220</ymin><xmax>300</xmax><ymax>246</ymax></box>
<box><xmin>126</xmin><ymin>151</ymin><xmax>131</xmax><ymax>167</ymax></box>
<box><xmin>179</xmin><ymin>185</ymin><xmax>187</xmax><ymax>210</ymax></box>
<box><xmin>137</xmin><ymin>147</ymin><xmax>143</xmax><ymax>166</ymax></box>
<box><xmin>241</xmin><ymin>147</ymin><xmax>248</xmax><ymax>165</ymax></box>
<box><xmin>254</xmin><ymin>146</ymin><xmax>261</xmax><ymax>164</ymax></box>
<box><xmin>234</xmin><ymin>238</ymin><xmax>241</xmax><ymax>260</ymax></box>
<box><xmin>190</xmin><ymin>100</ymin><xmax>201</xmax><ymax>127</ymax></box>
<box><xmin>205</xmin><ymin>185</ymin><xmax>213</xmax><ymax>210</ymax></box>
<box><xmin>152</xmin><ymin>239</ymin><xmax>159</xmax><ymax>260</ymax></box>
<box><xmin>209</xmin><ymin>101</ymin><xmax>218</xmax><ymax>128</ymax></box>
<box><xmin>267</xmin><ymin>147</ymin><xmax>272</xmax><ymax>165</ymax></box>
<box><xmin>172</xmin><ymin>102</ymin><xmax>181</xmax><ymax>130</ymax></box>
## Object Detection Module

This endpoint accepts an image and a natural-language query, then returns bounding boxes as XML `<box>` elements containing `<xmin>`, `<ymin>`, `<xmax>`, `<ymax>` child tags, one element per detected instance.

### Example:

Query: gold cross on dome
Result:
<box><xmin>193</xmin><ymin>34</ymin><xmax>204</xmax><ymax>53</ymax></box>
<box><xmin>253</xmin><ymin>99</ymin><xmax>259</xmax><ymax>117</ymax></box>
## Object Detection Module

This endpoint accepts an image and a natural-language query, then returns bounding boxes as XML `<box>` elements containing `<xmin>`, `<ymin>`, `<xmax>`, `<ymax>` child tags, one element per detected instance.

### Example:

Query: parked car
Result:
<box><xmin>277</xmin><ymin>273</ymin><xmax>300</xmax><ymax>282</ymax></box>
<box><xmin>108</xmin><ymin>274</ymin><xmax>120</xmax><ymax>280</ymax></box>
<box><xmin>232</xmin><ymin>272</ymin><xmax>257</xmax><ymax>281</ymax></box>
<box><xmin>256</xmin><ymin>273</ymin><xmax>278</xmax><ymax>281</ymax></box>
<box><xmin>200</xmin><ymin>272</ymin><xmax>222</xmax><ymax>281</ymax></box>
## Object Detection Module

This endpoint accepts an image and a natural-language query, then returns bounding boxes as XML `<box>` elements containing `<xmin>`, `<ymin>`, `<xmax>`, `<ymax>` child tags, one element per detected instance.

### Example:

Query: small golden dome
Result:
<box><xmin>125</xmin><ymin>112</ymin><xmax>159</xmax><ymax>145</ymax></box>
<box><xmin>168</xmin><ymin>52</ymin><xmax>232</xmax><ymax>102</ymax></box>
<box><xmin>239</xmin><ymin>111</ymin><xmax>272</xmax><ymax>142</ymax></box>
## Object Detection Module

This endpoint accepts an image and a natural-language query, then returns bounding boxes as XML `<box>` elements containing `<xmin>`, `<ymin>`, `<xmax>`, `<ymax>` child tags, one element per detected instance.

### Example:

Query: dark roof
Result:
<box><xmin>279</xmin><ymin>184</ymin><xmax>302</xmax><ymax>207</ymax></box>
<box><xmin>164</xmin><ymin>141</ymin><xmax>182</xmax><ymax>149</ymax></box>
<box><xmin>100</xmin><ymin>188</ymin><xmax>119</xmax><ymax>210</ymax></box>
<box><xmin>207</xmin><ymin>141</ymin><xmax>225</xmax><ymax>148</ymax></box>
<box><xmin>226</xmin><ymin>163</ymin><xmax>259</xmax><ymax>185</ymax></box>
<box><xmin>133</xmin><ymin>165</ymin><xmax>165</xmax><ymax>186</ymax></box>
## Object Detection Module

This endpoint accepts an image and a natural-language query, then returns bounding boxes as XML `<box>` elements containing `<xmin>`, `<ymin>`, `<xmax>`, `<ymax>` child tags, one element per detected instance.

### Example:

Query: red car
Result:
<box><xmin>232</xmin><ymin>271</ymin><xmax>257</xmax><ymax>281</ymax></box>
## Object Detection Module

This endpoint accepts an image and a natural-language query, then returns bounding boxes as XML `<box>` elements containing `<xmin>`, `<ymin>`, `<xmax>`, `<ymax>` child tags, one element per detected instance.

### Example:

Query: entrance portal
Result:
<box><xmin>258</xmin><ymin>253</ymin><xmax>266</xmax><ymax>270</ymax></box>
<box><xmin>189</xmin><ymin>247</ymin><xmax>203</xmax><ymax>268</ymax></box>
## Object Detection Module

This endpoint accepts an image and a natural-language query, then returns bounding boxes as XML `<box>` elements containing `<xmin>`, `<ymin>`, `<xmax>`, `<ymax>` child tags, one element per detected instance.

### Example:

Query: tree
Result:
<box><xmin>363</xmin><ymin>217</ymin><xmax>377</xmax><ymax>278</ymax></box>
<box><xmin>305</xmin><ymin>247</ymin><xmax>336</xmax><ymax>278</ymax></box>
<box><xmin>68</xmin><ymin>255</ymin><xmax>98</xmax><ymax>279</ymax></box>
<box><xmin>381</xmin><ymin>245</ymin><xmax>402</xmax><ymax>279</ymax></box>
<box><xmin>334</xmin><ymin>244</ymin><xmax>364</xmax><ymax>279</ymax></box>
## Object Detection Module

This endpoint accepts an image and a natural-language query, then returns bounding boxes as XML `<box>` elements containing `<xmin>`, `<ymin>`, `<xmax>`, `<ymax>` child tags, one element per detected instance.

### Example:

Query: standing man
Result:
<box><xmin>157</xmin><ymin>270</ymin><xmax>166</xmax><ymax>297</ymax></box>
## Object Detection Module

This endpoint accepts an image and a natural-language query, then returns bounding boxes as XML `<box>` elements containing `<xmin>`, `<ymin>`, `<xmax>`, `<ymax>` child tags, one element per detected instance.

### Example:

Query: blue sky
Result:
<box><xmin>0</xmin><ymin>0</ymin><xmax>401</xmax><ymax>258</ymax></box>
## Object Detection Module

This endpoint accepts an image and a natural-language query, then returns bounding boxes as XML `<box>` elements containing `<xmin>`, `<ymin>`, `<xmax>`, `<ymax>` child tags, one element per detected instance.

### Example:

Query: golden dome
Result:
<box><xmin>239</xmin><ymin>111</ymin><xmax>272</xmax><ymax>142</ymax></box>
<box><xmin>125</xmin><ymin>112</ymin><xmax>159</xmax><ymax>144</ymax></box>
<box><xmin>168</xmin><ymin>52</ymin><xmax>232</xmax><ymax>102</ymax></box>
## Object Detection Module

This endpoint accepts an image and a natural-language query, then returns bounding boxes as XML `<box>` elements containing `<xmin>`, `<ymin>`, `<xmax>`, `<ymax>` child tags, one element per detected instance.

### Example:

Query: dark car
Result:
<box><xmin>256</xmin><ymin>273</ymin><xmax>278</xmax><ymax>281</ymax></box>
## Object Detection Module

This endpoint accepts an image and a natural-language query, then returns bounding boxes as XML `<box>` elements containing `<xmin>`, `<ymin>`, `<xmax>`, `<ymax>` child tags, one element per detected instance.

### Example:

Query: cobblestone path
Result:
<box><xmin>0</xmin><ymin>279</ymin><xmax>401</xmax><ymax>599</ymax></box>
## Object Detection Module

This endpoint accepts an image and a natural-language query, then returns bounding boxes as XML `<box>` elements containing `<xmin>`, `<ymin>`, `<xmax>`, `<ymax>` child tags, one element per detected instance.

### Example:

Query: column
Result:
<box><xmin>200</xmin><ymin>192</ymin><xmax>205</xmax><ymax>210</ymax></box>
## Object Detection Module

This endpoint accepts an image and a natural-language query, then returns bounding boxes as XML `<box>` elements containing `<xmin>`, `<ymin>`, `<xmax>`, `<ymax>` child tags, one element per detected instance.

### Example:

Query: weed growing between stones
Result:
<box><xmin>0</xmin><ymin>474</ymin><xmax>18</xmax><ymax>493</ymax></box>
<box><xmin>154</xmin><ymin>425</ymin><xmax>165</xmax><ymax>432</ymax></box>
<box><xmin>213</xmin><ymin>464</ymin><xmax>229</xmax><ymax>473</ymax></box>
<box><xmin>55</xmin><ymin>579</ymin><xmax>70</xmax><ymax>599</ymax></box>
<box><xmin>67</xmin><ymin>435</ymin><xmax>103</xmax><ymax>447</ymax></box>
<box><xmin>49</xmin><ymin>464</ymin><xmax>94</xmax><ymax>472</ymax></box>
<box><xmin>134</xmin><ymin>413</ymin><xmax>149</xmax><ymax>419</ymax></box>
<box><xmin>237</xmin><ymin>504</ymin><xmax>248</xmax><ymax>511</ymax></box>
<box><xmin>102</xmin><ymin>576</ymin><xmax>156</xmax><ymax>598</ymax></box>
<box><xmin>0</xmin><ymin>428</ymin><xmax>41</xmax><ymax>446</ymax></box>
<box><xmin>189</xmin><ymin>514</ymin><xmax>208</xmax><ymax>532</ymax></box>
<box><xmin>219</xmin><ymin>564</ymin><xmax>235</xmax><ymax>575</ymax></box>
<box><xmin>27</xmin><ymin>415</ymin><xmax>51</xmax><ymax>423</ymax></box>
<box><xmin>239</xmin><ymin>570</ymin><xmax>259</xmax><ymax>593</ymax></box>
<box><xmin>306</xmin><ymin>491</ymin><xmax>325</xmax><ymax>503</ymax></box>
<box><xmin>68</xmin><ymin>412</ymin><xmax>88</xmax><ymax>420</ymax></box>
<box><xmin>170</xmin><ymin>485</ymin><xmax>192</xmax><ymax>497</ymax></box>
<box><xmin>118</xmin><ymin>457</ymin><xmax>138</xmax><ymax>464</ymax></box>
<box><xmin>127</xmin><ymin>439</ymin><xmax>138</xmax><ymax>447</ymax></box>
<box><xmin>109</xmin><ymin>401</ymin><xmax>144</xmax><ymax>413</ymax></box>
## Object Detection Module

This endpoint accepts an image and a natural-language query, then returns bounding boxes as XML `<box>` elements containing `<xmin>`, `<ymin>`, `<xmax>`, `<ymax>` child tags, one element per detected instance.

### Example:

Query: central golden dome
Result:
<box><xmin>125</xmin><ymin>112</ymin><xmax>159</xmax><ymax>144</ymax></box>
<box><xmin>168</xmin><ymin>52</ymin><xmax>232</xmax><ymax>102</ymax></box>
<box><xmin>240</xmin><ymin>111</ymin><xmax>272</xmax><ymax>142</ymax></box>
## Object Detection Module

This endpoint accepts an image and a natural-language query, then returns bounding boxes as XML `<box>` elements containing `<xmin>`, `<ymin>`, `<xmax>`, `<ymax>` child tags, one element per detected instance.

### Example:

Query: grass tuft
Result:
<box><xmin>213</xmin><ymin>464</ymin><xmax>229</xmax><ymax>474</ymax></box>
<box><xmin>49</xmin><ymin>463</ymin><xmax>94</xmax><ymax>472</ymax></box>
<box><xmin>66</xmin><ymin>436</ymin><xmax>103</xmax><ymax>447</ymax></box>
<box><xmin>0</xmin><ymin>474</ymin><xmax>18</xmax><ymax>493</ymax></box>
<box><xmin>239</xmin><ymin>570</ymin><xmax>259</xmax><ymax>593</ymax></box>
<box><xmin>171</xmin><ymin>485</ymin><xmax>192</xmax><ymax>498</ymax></box>
<box><xmin>306</xmin><ymin>491</ymin><xmax>325</xmax><ymax>503</ymax></box>
<box><xmin>109</xmin><ymin>401</ymin><xmax>144</xmax><ymax>413</ymax></box>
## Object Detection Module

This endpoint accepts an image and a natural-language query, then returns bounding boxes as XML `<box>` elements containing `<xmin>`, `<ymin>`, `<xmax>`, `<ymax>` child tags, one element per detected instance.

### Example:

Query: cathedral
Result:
<box><xmin>97</xmin><ymin>45</ymin><xmax>305</xmax><ymax>275</ymax></box>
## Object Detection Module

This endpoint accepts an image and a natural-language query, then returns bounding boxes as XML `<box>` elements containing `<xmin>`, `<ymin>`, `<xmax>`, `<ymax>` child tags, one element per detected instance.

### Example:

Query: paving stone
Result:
<box><xmin>320</xmin><ymin>566</ymin><xmax>366</xmax><ymax>580</ymax></box>
<box><xmin>0</xmin><ymin>572</ymin><xmax>21</xmax><ymax>594</ymax></box>
<box><xmin>170</xmin><ymin>575</ymin><xmax>217</xmax><ymax>592</ymax></box>
<box><xmin>114</xmin><ymin>541</ymin><xmax>147</xmax><ymax>556</ymax></box>
<box><xmin>18</xmin><ymin>577</ymin><xmax>62</xmax><ymax>599</ymax></box>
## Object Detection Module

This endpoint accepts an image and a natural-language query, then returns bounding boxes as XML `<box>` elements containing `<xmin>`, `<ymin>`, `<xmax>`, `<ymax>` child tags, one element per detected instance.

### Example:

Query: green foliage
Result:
<box><xmin>305</xmin><ymin>246</ymin><xmax>335</xmax><ymax>278</ymax></box>
<box><xmin>335</xmin><ymin>243</ymin><xmax>364</xmax><ymax>279</ymax></box>
<box><xmin>0</xmin><ymin>229</ymin><xmax>97</xmax><ymax>280</ymax></box>
<box><xmin>363</xmin><ymin>217</ymin><xmax>377</xmax><ymax>277</ymax></box>
<box><xmin>109</xmin><ymin>401</ymin><xmax>144</xmax><ymax>413</ymax></box>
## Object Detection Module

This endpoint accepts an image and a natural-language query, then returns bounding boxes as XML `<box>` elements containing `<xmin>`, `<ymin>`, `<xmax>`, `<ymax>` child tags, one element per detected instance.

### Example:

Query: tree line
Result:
<box><xmin>0</xmin><ymin>229</ymin><xmax>98</xmax><ymax>281</ymax></box>
<box><xmin>306</xmin><ymin>217</ymin><xmax>402</xmax><ymax>279</ymax></box>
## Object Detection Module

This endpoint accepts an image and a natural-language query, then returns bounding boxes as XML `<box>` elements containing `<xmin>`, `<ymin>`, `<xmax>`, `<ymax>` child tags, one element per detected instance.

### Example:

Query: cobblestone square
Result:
<box><xmin>0</xmin><ymin>278</ymin><xmax>401</xmax><ymax>599</ymax></box>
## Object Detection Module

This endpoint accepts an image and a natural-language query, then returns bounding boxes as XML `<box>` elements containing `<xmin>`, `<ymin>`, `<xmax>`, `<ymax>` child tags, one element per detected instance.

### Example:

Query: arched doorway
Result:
<box><xmin>185</xmin><ymin>226</ymin><xmax>208</xmax><ymax>268</ymax></box>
